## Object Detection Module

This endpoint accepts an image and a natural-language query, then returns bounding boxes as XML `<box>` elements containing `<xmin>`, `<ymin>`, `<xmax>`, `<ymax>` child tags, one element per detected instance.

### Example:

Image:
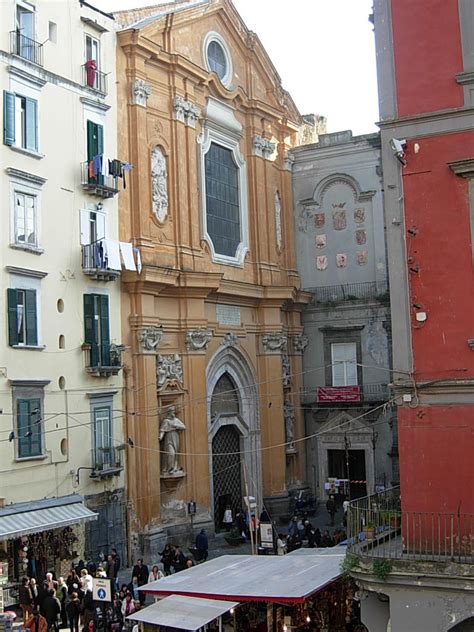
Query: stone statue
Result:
<box><xmin>151</xmin><ymin>146</ymin><xmax>168</xmax><ymax>223</ymax></box>
<box><xmin>284</xmin><ymin>400</ymin><xmax>295</xmax><ymax>451</ymax></box>
<box><xmin>159</xmin><ymin>406</ymin><xmax>186</xmax><ymax>474</ymax></box>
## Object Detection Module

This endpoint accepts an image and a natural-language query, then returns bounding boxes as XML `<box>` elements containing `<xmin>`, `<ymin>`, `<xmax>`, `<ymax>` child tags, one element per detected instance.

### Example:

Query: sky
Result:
<box><xmin>95</xmin><ymin>0</ymin><xmax>379</xmax><ymax>135</ymax></box>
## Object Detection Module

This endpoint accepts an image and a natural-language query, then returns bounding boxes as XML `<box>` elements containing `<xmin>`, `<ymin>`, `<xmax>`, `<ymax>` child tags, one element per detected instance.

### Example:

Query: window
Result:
<box><xmin>16</xmin><ymin>397</ymin><xmax>42</xmax><ymax>458</ymax></box>
<box><xmin>80</xmin><ymin>208</ymin><xmax>105</xmax><ymax>245</ymax></box>
<box><xmin>14</xmin><ymin>191</ymin><xmax>37</xmax><ymax>246</ymax></box>
<box><xmin>16</xmin><ymin>4</ymin><xmax>35</xmax><ymax>61</ymax></box>
<box><xmin>85</xmin><ymin>34</ymin><xmax>100</xmax><ymax>67</ymax></box>
<box><xmin>331</xmin><ymin>342</ymin><xmax>358</xmax><ymax>386</ymax></box>
<box><xmin>207</xmin><ymin>40</ymin><xmax>226</xmax><ymax>80</ymax></box>
<box><xmin>93</xmin><ymin>406</ymin><xmax>113</xmax><ymax>468</ymax></box>
<box><xmin>205</xmin><ymin>142</ymin><xmax>240</xmax><ymax>258</ymax></box>
<box><xmin>86</xmin><ymin>120</ymin><xmax>103</xmax><ymax>161</ymax></box>
<box><xmin>7</xmin><ymin>288</ymin><xmax>37</xmax><ymax>346</ymax></box>
<box><xmin>84</xmin><ymin>293</ymin><xmax>110</xmax><ymax>367</ymax></box>
<box><xmin>211</xmin><ymin>373</ymin><xmax>240</xmax><ymax>418</ymax></box>
<box><xmin>3</xmin><ymin>91</ymin><xmax>38</xmax><ymax>151</ymax></box>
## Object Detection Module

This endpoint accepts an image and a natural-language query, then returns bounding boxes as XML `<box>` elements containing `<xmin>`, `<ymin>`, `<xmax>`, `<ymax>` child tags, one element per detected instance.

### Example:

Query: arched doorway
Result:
<box><xmin>211</xmin><ymin>373</ymin><xmax>242</xmax><ymax>529</ymax></box>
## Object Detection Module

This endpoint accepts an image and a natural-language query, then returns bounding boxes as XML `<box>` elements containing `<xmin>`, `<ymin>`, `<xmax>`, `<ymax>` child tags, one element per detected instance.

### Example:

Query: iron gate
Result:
<box><xmin>212</xmin><ymin>425</ymin><xmax>242</xmax><ymax>530</ymax></box>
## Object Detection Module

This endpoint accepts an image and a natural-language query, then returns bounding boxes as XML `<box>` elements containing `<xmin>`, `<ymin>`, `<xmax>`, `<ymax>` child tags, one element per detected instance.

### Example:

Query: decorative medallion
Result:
<box><xmin>315</xmin><ymin>234</ymin><xmax>326</xmax><ymax>249</ymax></box>
<box><xmin>336</xmin><ymin>253</ymin><xmax>348</xmax><ymax>268</ymax></box>
<box><xmin>314</xmin><ymin>213</ymin><xmax>325</xmax><ymax>228</ymax></box>
<box><xmin>137</xmin><ymin>326</ymin><xmax>163</xmax><ymax>353</ymax></box>
<box><xmin>185</xmin><ymin>328</ymin><xmax>212</xmax><ymax>352</ymax></box>
<box><xmin>316</xmin><ymin>255</ymin><xmax>328</xmax><ymax>271</ymax></box>
<box><xmin>151</xmin><ymin>146</ymin><xmax>168</xmax><ymax>223</ymax></box>
<box><xmin>354</xmin><ymin>208</ymin><xmax>365</xmax><ymax>224</ymax></box>
<box><xmin>332</xmin><ymin>210</ymin><xmax>347</xmax><ymax>231</ymax></box>
<box><xmin>357</xmin><ymin>251</ymin><xmax>368</xmax><ymax>265</ymax></box>
<box><xmin>262</xmin><ymin>332</ymin><xmax>287</xmax><ymax>353</ymax></box>
<box><xmin>293</xmin><ymin>334</ymin><xmax>309</xmax><ymax>354</ymax></box>
<box><xmin>355</xmin><ymin>229</ymin><xmax>367</xmax><ymax>245</ymax></box>
<box><xmin>156</xmin><ymin>353</ymin><xmax>184</xmax><ymax>390</ymax></box>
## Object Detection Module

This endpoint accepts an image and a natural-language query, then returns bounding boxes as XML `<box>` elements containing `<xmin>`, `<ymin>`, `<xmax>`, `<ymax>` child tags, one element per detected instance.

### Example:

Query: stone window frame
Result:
<box><xmin>202</xmin><ymin>31</ymin><xmax>233</xmax><ymax>89</ymax></box>
<box><xmin>10</xmin><ymin>379</ymin><xmax>49</xmax><ymax>462</ymax></box>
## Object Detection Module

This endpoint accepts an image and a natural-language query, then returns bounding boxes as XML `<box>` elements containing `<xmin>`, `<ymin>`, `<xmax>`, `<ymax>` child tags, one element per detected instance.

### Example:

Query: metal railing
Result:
<box><xmin>82</xmin><ymin>63</ymin><xmax>108</xmax><ymax>94</ymax></box>
<box><xmin>347</xmin><ymin>486</ymin><xmax>474</xmax><ymax>564</ymax></box>
<box><xmin>80</xmin><ymin>162</ymin><xmax>119</xmax><ymax>198</ymax></box>
<box><xmin>302</xmin><ymin>382</ymin><xmax>390</xmax><ymax>405</ymax></box>
<box><xmin>308</xmin><ymin>280</ymin><xmax>389</xmax><ymax>304</ymax></box>
<box><xmin>83</xmin><ymin>342</ymin><xmax>124</xmax><ymax>375</ymax></box>
<box><xmin>10</xmin><ymin>31</ymin><xmax>44</xmax><ymax>66</ymax></box>
<box><xmin>91</xmin><ymin>446</ymin><xmax>122</xmax><ymax>473</ymax></box>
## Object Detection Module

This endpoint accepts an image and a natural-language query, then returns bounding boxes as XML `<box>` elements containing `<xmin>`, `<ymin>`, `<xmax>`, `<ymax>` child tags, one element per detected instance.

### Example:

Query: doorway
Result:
<box><xmin>212</xmin><ymin>425</ymin><xmax>242</xmax><ymax>530</ymax></box>
<box><xmin>328</xmin><ymin>448</ymin><xmax>367</xmax><ymax>499</ymax></box>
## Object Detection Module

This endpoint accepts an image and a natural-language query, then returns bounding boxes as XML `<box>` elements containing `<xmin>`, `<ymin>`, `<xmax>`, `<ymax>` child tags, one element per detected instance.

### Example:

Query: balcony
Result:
<box><xmin>10</xmin><ymin>31</ymin><xmax>43</xmax><ymax>66</ymax></box>
<box><xmin>82</xmin><ymin>240</ymin><xmax>121</xmax><ymax>281</ymax></box>
<box><xmin>82</xmin><ymin>342</ymin><xmax>124</xmax><ymax>377</ymax></box>
<box><xmin>90</xmin><ymin>446</ymin><xmax>124</xmax><ymax>479</ymax></box>
<box><xmin>308</xmin><ymin>280</ymin><xmax>389</xmax><ymax>306</ymax></box>
<box><xmin>302</xmin><ymin>383</ymin><xmax>389</xmax><ymax>406</ymax></box>
<box><xmin>81</xmin><ymin>162</ymin><xmax>119</xmax><ymax>199</ymax></box>
<box><xmin>347</xmin><ymin>486</ymin><xmax>474</xmax><ymax>564</ymax></box>
<box><xmin>82</xmin><ymin>62</ymin><xmax>108</xmax><ymax>95</ymax></box>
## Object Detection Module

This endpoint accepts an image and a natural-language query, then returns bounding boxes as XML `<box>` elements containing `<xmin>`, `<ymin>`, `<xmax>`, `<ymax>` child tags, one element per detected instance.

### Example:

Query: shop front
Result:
<box><xmin>0</xmin><ymin>495</ymin><xmax>97</xmax><ymax>609</ymax></box>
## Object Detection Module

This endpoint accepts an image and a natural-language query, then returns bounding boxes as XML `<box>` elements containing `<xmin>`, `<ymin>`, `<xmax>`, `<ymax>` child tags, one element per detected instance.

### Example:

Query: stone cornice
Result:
<box><xmin>6</xmin><ymin>265</ymin><xmax>48</xmax><ymax>279</ymax></box>
<box><xmin>448</xmin><ymin>158</ymin><xmax>474</xmax><ymax>179</ymax></box>
<box><xmin>5</xmin><ymin>167</ymin><xmax>47</xmax><ymax>187</ymax></box>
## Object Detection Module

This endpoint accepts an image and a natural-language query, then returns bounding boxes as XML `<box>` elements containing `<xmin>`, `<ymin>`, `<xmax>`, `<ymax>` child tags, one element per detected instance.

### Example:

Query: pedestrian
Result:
<box><xmin>173</xmin><ymin>547</ymin><xmax>186</xmax><ymax>573</ymax></box>
<box><xmin>148</xmin><ymin>565</ymin><xmax>164</xmax><ymax>583</ymax></box>
<box><xmin>30</xmin><ymin>578</ymin><xmax>39</xmax><ymax>608</ymax></box>
<box><xmin>343</xmin><ymin>497</ymin><xmax>350</xmax><ymax>526</ymax></box>
<box><xmin>45</xmin><ymin>573</ymin><xmax>57</xmax><ymax>592</ymax></box>
<box><xmin>106</xmin><ymin>554</ymin><xmax>117</xmax><ymax>588</ymax></box>
<box><xmin>288</xmin><ymin>516</ymin><xmax>298</xmax><ymax>538</ymax></box>
<box><xmin>19</xmin><ymin>577</ymin><xmax>34</xmax><ymax>625</ymax></box>
<box><xmin>276</xmin><ymin>534</ymin><xmax>287</xmax><ymax>556</ymax></box>
<box><xmin>25</xmin><ymin>607</ymin><xmax>48</xmax><ymax>632</ymax></box>
<box><xmin>222</xmin><ymin>505</ymin><xmax>233</xmax><ymax>531</ymax></box>
<box><xmin>121</xmin><ymin>594</ymin><xmax>135</xmax><ymax>619</ymax></box>
<box><xmin>42</xmin><ymin>589</ymin><xmax>60</xmax><ymax>632</ymax></box>
<box><xmin>160</xmin><ymin>544</ymin><xmax>175</xmax><ymax>576</ymax></box>
<box><xmin>82</xmin><ymin>590</ymin><xmax>95</xmax><ymax>632</ymax></box>
<box><xmin>111</xmin><ymin>548</ymin><xmax>121</xmax><ymax>575</ymax></box>
<box><xmin>80</xmin><ymin>568</ymin><xmax>93</xmax><ymax>593</ymax></box>
<box><xmin>65</xmin><ymin>592</ymin><xmax>81</xmax><ymax>632</ymax></box>
<box><xmin>127</xmin><ymin>576</ymin><xmax>140</xmax><ymax>602</ymax></box>
<box><xmin>326</xmin><ymin>495</ymin><xmax>337</xmax><ymax>527</ymax></box>
<box><xmin>195</xmin><ymin>529</ymin><xmax>208</xmax><ymax>562</ymax></box>
<box><xmin>55</xmin><ymin>577</ymin><xmax>68</xmax><ymax>629</ymax></box>
<box><xmin>131</xmin><ymin>559</ymin><xmax>148</xmax><ymax>588</ymax></box>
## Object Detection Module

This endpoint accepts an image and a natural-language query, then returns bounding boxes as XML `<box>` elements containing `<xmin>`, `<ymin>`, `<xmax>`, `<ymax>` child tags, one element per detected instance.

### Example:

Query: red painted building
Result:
<box><xmin>349</xmin><ymin>2</ymin><xmax>474</xmax><ymax>629</ymax></box>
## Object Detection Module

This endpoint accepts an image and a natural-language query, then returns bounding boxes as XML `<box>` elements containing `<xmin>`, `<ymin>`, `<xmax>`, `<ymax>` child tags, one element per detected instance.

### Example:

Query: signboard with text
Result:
<box><xmin>316</xmin><ymin>386</ymin><xmax>361</xmax><ymax>403</ymax></box>
<box><xmin>92</xmin><ymin>578</ymin><xmax>111</xmax><ymax>602</ymax></box>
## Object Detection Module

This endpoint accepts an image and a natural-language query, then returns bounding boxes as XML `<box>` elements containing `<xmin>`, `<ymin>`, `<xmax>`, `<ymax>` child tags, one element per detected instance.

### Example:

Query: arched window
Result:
<box><xmin>211</xmin><ymin>373</ymin><xmax>240</xmax><ymax>418</ymax></box>
<box><xmin>207</xmin><ymin>40</ymin><xmax>227</xmax><ymax>80</ymax></box>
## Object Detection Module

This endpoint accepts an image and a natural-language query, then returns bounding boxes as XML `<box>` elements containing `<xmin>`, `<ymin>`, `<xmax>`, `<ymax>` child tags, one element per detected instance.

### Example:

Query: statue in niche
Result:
<box><xmin>159</xmin><ymin>406</ymin><xmax>186</xmax><ymax>474</ymax></box>
<box><xmin>151</xmin><ymin>146</ymin><xmax>168</xmax><ymax>223</ymax></box>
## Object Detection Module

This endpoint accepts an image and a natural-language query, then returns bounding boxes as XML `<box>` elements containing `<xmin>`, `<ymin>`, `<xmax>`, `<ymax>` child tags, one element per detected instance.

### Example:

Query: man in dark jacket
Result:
<box><xmin>195</xmin><ymin>529</ymin><xmax>208</xmax><ymax>562</ymax></box>
<box><xmin>131</xmin><ymin>559</ymin><xmax>148</xmax><ymax>586</ymax></box>
<box><xmin>42</xmin><ymin>589</ymin><xmax>60</xmax><ymax>632</ymax></box>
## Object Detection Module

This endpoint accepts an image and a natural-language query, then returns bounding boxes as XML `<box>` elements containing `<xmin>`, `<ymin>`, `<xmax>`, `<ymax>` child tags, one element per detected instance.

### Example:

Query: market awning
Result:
<box><xmin>127</xmin><ymin>595</ymin><xmax>238</xmax><ymax>631</ymax></box>
<box><xmin>0</xmin><ymin>494</ymin><xmax>98</xmax><ymax>540</ymax></box>
<box><xmin>140</xmin><ymin>553</ymin><xmax>344</xmax><ymax>604</ymax></box>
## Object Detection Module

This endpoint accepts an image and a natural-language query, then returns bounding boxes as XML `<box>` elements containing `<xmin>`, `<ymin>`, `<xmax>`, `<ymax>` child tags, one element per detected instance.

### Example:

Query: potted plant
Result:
<box><xmin>389</xmin><ymin>510</ymin><xmax>401</xmax><ymax>529</ymax></box>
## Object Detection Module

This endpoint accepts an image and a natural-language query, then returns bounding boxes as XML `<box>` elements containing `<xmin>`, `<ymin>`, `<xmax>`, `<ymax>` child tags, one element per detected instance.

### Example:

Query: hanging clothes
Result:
<box><xmin>119</xmin><ymin>242</ymin><xmax>136</xmax><ymax>271</ymax></box>
<box><xmin>103</xmin><ymin>239</ymin><xmax>121</xmax><ymax>270</ymax></box>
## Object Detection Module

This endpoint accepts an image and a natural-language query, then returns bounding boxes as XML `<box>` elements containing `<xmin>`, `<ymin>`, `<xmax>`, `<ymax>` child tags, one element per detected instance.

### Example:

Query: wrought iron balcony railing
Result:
<box><xmin>347</xmin><ymin>486</ymin><xmax>474</xmax><ymax>564</ymax></box>
<box><xmin>307</xmin><ymin>280</ymin><xmax>389</xmax><ymax>305</ymax></box>
<box><xmin>10</xmin><ymin>31</ymin><xmax>44</xmax><ymax>66</ymax></box>
<box><xmin>90</xmin><ymin>446</ymin><xmax>123</xmax><ymax>478</ymax></box>
<box><xmin>301</xmin><ymin>383</ymin><xmax>390</xmax><ymax>405</ymax></box>
<box><xmin>82</xmin><ymin>240</ymin><xmax>121</xmax><ymax>281</ymax></box>
<box><xmin>82</xmin><ymin>63</ymin><xmax>108</xmax><ymax>95</ymax></box>
<box><xmin>82</xmin><ymin>342</ymin><xmax>124</xmax><ymax>377</ymax></box>
<box><xmin>81</xmin><ymin>162</ymin><xmax>119</xmax><ymax>198</ymax></box>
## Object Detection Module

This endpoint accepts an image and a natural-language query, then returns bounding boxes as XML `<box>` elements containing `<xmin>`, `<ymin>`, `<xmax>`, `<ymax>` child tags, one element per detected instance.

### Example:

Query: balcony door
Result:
<box><xmin>84</xmin><ymin>293</ymin><xmax>110</xmax><ymax>367</ymax></box>
<box><xmin>93</xmin><ymin>406</ymin><xmax>113</xmax><ymax>469</ymax></box>
<box><xmin>16</xmin><ymin>4</ymin><xmax>34</xmax><ymax>60</ymax></box>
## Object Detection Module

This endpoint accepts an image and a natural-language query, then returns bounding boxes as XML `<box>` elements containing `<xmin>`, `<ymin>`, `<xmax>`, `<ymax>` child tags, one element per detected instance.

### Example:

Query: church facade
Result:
<box><xmin>115</xmin><ymin>0</ymin><xmax>310</xmax><ymax>555</ymax></box>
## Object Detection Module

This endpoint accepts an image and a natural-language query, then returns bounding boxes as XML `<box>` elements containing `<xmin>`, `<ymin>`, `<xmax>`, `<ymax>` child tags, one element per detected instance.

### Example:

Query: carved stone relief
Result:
<box><xmin>275</xmin><ymin>191</ymin><xmax>282</xmax><ymax>252</ymax></box>
<box><xmin>151</xmin><ymin>146</ymin><xmax>168</xmax><ymax>223</ymax></box>
<box><xmin>185</xmin><ymin>328</ymin><xmax>212</xmax><ymax>352</ymax></box>
<box><xmin>137</xmin><ymin>326</ymin><xmax>163</xmax><ymax>353</ymax></box>
<box><xmin>252</xmin><ymin>135</ymin><xmax>275</xmax><ymax>160</ymax></box>
<box><xmin>283</xmin><ymin>152</ymin><xmax>295</xmax><ymax>171</ymax></box>
<box><xmin>262</xmin><ymin>332</ymin><xmax>287</xmax><ymax>353</ymax></box>
<box><xmin>173</xmin><ymin>96</ymin><xmax>200</xmax><ymax>128</ymax></box>
<box><xmin>221</xmin><ymin>332</ymin><xmax>239</xmax><ymax>348</ymax></box>
<box><xmin>282</xmin><ymin>354</ymin><xmax>291</xmax><ymax>388</ymax></box>
<box><xmin>156</xmin><ymin>353</ymin><xmax>184</xmax><ymax>390</ymax></box>
<box><xmin>132</xmin><ymin>79</ymin><xmax>151</xmax><ymax>107</ymax></box>
<box><xmin>293</xmin><ymin>335</ymin><xmax>309</xmax><ymax>354</ymax></box>
<box><xmin>284</xmin><ymin>400</ymin><xmax>295</xmax><ymax>451</ymax></box>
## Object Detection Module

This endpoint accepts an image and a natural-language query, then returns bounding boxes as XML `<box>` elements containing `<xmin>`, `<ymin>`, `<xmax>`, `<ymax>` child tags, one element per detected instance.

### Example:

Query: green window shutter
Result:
<box><xmin>29</xmin><ymin>398</ymin><xmax>42</xmax><ymax>456</ymax></box>
<box><xmin>87</xmin><ymin>120</ymin><xmax>95</xmax><ymax>161</ymax></box>
<box><xmin>99</xmin><ymin>295</ymin><xmax>110</xmax><ymax>366</ymax></box>
<box><xmin>97</xmin><ymin>124</ymin><xmax>104</xmax><ymax>155</ymax></box>
<box><xmin>3</xmin><ymin>91</ymin><xmax>15</xmax><ymax>146</ymax></box>
<box><xmin>25</xmin><ymin>289</ymin><xmax>37</xmax><ymax>346</ymax></box>
<box><xmin>7</xmin><ymin>288</ymin><xmax>19</xmax><ymax>346</ymax></box>
<box><xmin>25</xmin><ymin>98</ymin><xmax>38</xmax><ymax>152</ymax></box>
<box><xmin>83</xmin><ymin>294</ymin><xmax>97</xmax><ymax>344</ymax></box>
<box><xmin>17</xmin><ymin>399</ymin><xmax>31</xmax><ymax>458</ymax></box>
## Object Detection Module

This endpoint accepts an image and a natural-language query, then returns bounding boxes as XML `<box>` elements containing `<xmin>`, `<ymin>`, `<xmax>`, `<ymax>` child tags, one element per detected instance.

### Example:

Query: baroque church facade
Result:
<box><xmin>115</xmin><ymin>0</ymin><xmax>310</xmax><ymax>555</ymax></box>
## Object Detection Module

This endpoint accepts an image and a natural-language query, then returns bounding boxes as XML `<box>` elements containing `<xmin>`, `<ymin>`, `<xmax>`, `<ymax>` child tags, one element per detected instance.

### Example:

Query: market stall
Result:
<box><xmin>140</xmin><ymin>552</ymin><xmax>358</xmax><ymax>631</ymax></box>
<box><xmin>0</xmin><ymin>494</ymin><xmax>97</xmax><ymax>609</ymax></box>
<box><xmin>127</xmin><ymin>595</ymin><xmax>238</xmax><ymax>631</ymax></box>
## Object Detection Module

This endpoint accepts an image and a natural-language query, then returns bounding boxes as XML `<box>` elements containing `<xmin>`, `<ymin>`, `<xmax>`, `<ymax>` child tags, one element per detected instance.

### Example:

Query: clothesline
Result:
<box><xmin>87</xmin><ymin>154</ymin><xmax>134</xmax><ymax>188</ymax></box>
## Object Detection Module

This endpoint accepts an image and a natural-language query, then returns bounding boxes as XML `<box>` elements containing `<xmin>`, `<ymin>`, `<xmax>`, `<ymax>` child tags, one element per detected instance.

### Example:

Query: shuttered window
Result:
<box><xmin>87</xmin><ymin>120</ymin><xmax>103</xmax><ymax>160</ymax></box>
<box><xmin>205</xmin><ymin>142</ymin><xmax>240</xmax><ymax>258</ymax></box>
<box><xmin>7</xmin><ymin>288</ymin><xmax>38</xmax><ymax>347</ymax></box>
<box><xmin>331</xmin><ymin>342</ymin><xmax>358</xmax><ymax>386</ymax></box>
<box><xmin>84</xmin><ymin>294</ymin><xmax>110</xmax><ymax>367</ymax></box>
<box><xmin>93</xmin><ymin>406</ymin><xmax>113</xmax><ymax>468</ymax></box>
<box><xmin>3</xmin><ymin>91</ymin><xmax>38</xmax><ymax>151</ymax></box>
<box><xmin>15</xmin><ymin>192</ymin><xmax>37</xmax><ymax>246</ymax></box>
<box><xmin>17</xmin><ymin>397</ymin><xmax>42</xmax><ymax>458</ymax></box>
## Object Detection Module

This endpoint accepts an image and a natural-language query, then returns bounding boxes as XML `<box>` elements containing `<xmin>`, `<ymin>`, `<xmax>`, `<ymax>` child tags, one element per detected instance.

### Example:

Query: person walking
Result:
<box><xmin>326</xmin><ymin>495</ymin><xmax>337</xmax><ymax>527</ymax></box>
<box><xmin>222</xmin><ymin>505</ymin><xmax>233</xmax><ymax>531</ymax></box>
<box><xmin>55</xmin><ymin>577</ymin><xmax>68</xmax><ymax>629</ymax></box>
<box><xmin>195</xmin><ymin>529</ymin><xmax>208</xmax><ymax>562</ymax></box>
<box><xmin>25</xmin><ymin>608</ymin><xmax>48</xmax><ymax>632</ymax></box>
<box><xmin>65</xmin><ymin>592</ymin><xmax>81</xmax><ymax>632</ymax></box>
<box><xmin>343</xmin><ymin>497</ymin><xmax>350</xmax><ymax>526</ymax></box>
<box><xmin>42</xmin><ymin>589</ymin><xmax>60</xmax><ymax>632</ymax></box>
<box><xmin>19</xmin><ymin>577</ymin><xmax>34</xmax><ymax>624</ymax></box>
<box><xmin>276</xmin><ymin>534</ymin><xmax>287</xmax><ymax>556</ymax></box>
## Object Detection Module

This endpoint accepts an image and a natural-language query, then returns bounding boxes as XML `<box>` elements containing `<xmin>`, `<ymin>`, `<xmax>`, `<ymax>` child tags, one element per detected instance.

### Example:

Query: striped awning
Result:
<box><xmin>0</xmin><ymin>495</ymin><xmax>98</xmax><ymax>540</ymax></box>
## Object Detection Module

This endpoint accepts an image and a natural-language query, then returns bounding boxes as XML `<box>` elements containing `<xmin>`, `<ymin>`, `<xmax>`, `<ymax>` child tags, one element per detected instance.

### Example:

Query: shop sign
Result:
<box><xmin>92</xmin><ymin>578</ymin><xmax>111</xmax><ymax>602</ymax></box>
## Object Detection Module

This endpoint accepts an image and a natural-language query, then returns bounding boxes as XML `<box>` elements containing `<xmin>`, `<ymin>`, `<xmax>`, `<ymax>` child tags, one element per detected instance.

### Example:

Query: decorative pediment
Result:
<box><xmin>320</xmin><ymin>412</ymin><xmax>370</xmax><ymax>435</ymax></box>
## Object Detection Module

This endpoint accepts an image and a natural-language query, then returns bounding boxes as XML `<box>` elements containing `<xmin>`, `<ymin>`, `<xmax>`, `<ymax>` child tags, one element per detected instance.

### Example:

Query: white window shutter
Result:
<box><xmin>80</xmin><ymin>210</ymin><xmax>90</xmax><ymax>245</ymax></box>
<box><xmin>96</xmin><ymin>212</ymin><xmax>106</xmax><ymax>240</ymax></box>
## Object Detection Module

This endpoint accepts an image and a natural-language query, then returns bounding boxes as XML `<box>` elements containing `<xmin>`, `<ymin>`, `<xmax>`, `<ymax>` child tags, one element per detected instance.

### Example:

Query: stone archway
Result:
<box><xmin>206</xmin><ymin>346</ymin><xmax>261</xmax><ymax>527</ymax></box>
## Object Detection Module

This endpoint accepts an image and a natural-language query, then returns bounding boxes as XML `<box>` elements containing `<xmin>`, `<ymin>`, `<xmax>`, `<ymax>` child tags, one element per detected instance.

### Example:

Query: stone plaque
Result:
<box><xmin>216</xmin><ymin>304</ymin><xmax>241</xmax><ymax>326</ymax></box>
